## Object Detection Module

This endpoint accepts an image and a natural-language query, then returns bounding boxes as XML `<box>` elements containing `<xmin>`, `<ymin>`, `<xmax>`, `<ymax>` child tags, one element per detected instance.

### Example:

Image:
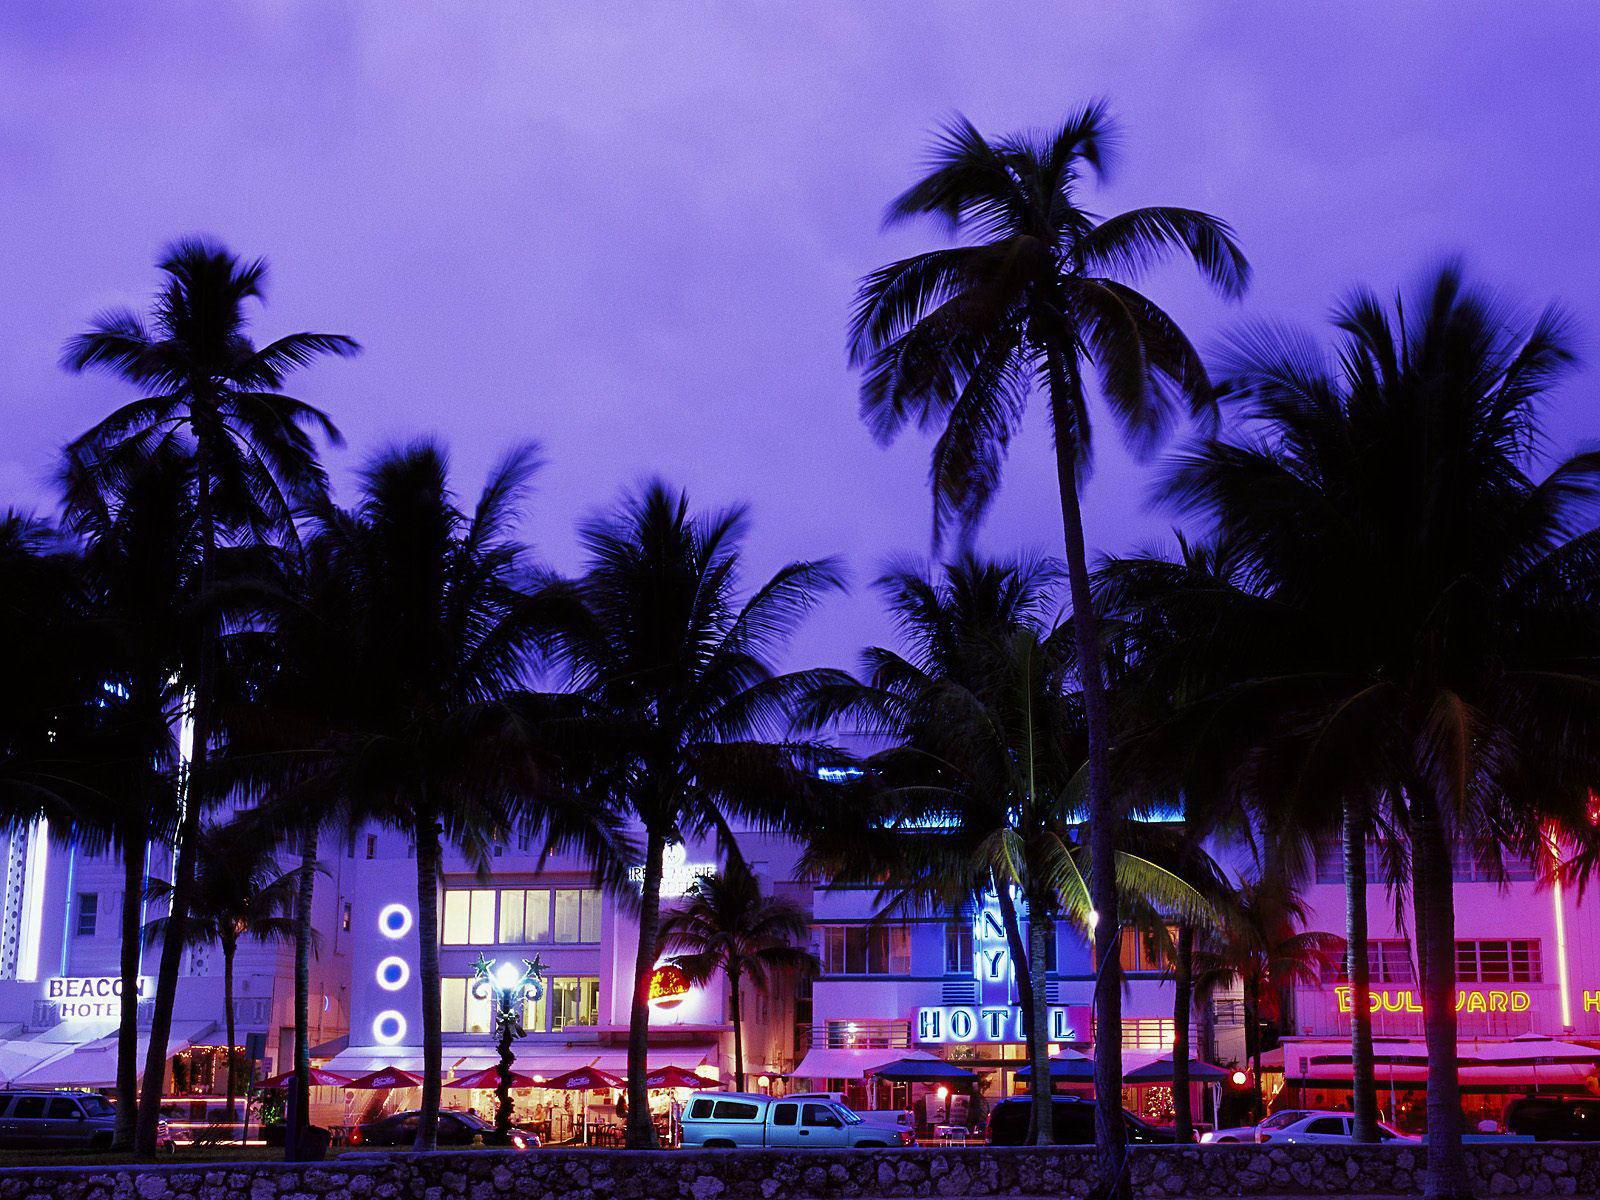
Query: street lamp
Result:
<box><xmin>471</xmin><ymin>951</ymin><xmax>546</xmax><ymax>1144</ymax></box>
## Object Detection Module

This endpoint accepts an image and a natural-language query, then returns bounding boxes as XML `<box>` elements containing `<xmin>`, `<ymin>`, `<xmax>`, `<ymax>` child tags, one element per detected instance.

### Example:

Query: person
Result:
<box><xmin>616</xmin><ymin>1094</ymin><xmax>628</xmax><ymax>1121</ymax></box>
<box><xmin>967</xmin><ymin>1086</ymin><xmax>988</xmax><ymax>1135</ymax></box>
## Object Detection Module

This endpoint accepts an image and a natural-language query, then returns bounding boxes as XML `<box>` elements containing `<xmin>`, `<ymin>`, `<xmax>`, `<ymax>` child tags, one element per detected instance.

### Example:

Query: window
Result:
<box><xmin>1452</xmin><ymin>846</ymin><xmax>1538</xmax><ymax>883</ymax></box>
<box><xmin>1305</xmin><ymin>1117</ymin><xmax>1346</xmax><ymax>1136</ymax></box>
<box><xmin>1457</xmin><ymin>939</ymin><xmax>1541</xmax><ymax>983</ymax></box>
<box><xmin>711</xmin><ymin>1099</ymin><xmax>759</xmax><ymax>1120</ymax></box>
<box><xmin>10</xmin><ymin>1097</ymin><xmax>45</xmax><ymax>1119</ymax></box>
<box><xmin>440</xmin><ymin>978</ymin><xmax>491</xmax><ymax>1034</ymax></box>
<box><xmin>342</xmin><ymin>902</ymin><xmax>352</xmax><ymax>933</ymax></box>
<box><xmin>441</xmin><ymin>890</ymin><xmax>497</xmax><ymax>946</ymax></box>
<box><xmin>944</xmin><ymin>919</ymin><xmax>972</xmax><ymax>975</ymax></box>
<box><xmin>1122</xmin><ymin>1018</ymin><xmax>1175</xmax><ymax>1051</ymax></box>
<box><xmin>549</xmin><ymin>976</ymin><xmax>599</xmax><ymax>1030</ymax></box>
<box><xmin>772</xmin><ymin>1102</ymin><xmax>798</xmax><ymax>1126</ymax></box>
<box><xmin>75</xmin><ymin>893</ymin><xmax>98</xmax><ymax>937</ymax></box>
<box><xmin>553</xmin><ymin>889</ymin><xmax>601</xmax><ymax>943</ymax></box>
<box><xmin>1117</xmin><ymin>927</ymin><xmax>1175</xmax><ymax>972</ymax></box>
<box><xmin>802</xmin><ymin>1103</ymin><xmax>839</xmax><ymax>1127</ymax></box>
<box><xmin>1321</xmin><ymin>939</ymin><xmax>1414</xmax><ymax>985</ymax></box>
<box><xmin>523</xmin><ymin>986</ymin><xmax>548</xmax><ymax>1034</ymax></box>
<box><xmin>688</xmin><ymin>1098</ymin><xmax>713</xmax><ymax>1119</ymax></box>
<box><xmin>498</xmin><ymin>889</ymin><xmax>553</xmax><ymax>944</ymax></box>
<box><xmin>366</xmin><ymin>835</ymin><xmax>376</xmax><ymax>860</ymax></box>
<box><xmin>47</xmin><ymin>1098</ymin><xmax>79</xmax><ymax>1119</ymax></box>
<box><xmin>816</xmin><ymin>925</ymin><xmax>912</xmax><ymax>975</ymax></box>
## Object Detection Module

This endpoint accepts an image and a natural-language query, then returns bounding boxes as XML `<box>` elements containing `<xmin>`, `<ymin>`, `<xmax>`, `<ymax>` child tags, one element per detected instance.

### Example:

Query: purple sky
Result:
<box><xmin>3</xmin><ymin>3</ymin><xmax>1598</xmax><ymax>672</ymax></box>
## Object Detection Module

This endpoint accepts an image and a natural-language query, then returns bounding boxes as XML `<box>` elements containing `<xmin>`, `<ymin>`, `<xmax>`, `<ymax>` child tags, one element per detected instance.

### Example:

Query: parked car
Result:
<box><xmin>347</xmin><ymin>1108</ymin><xmax>531</xmax><ymax>1149</ymax></box>
<box><xmin>681</xmin><ymin>1092</ymin><xmax>908</xmax><ymax>1148</ymax></box>
<box><xmin>0</xmin><ymin>1089</ymin><xmax>119</xmax><ymax>1150</ymax></box>
<box><xmin>1201</xmin><ymin>1109</ymin><xmax>1417</xmax><ymax>1145</ymax></box>
<box><xmin>986</xmin><ymin>1096</ymin><xmax>1189</xmax><ymax>1146</ymax></box>
<box><xmin>786</xmin><ymin>1093</ymin><xmax>914</xmax><ymax>1138</ymax></box>
<box><xmin>1504</xmin><ymin>1096</ymin><xmax>1600</xmax><ymax>1141</ymax></box>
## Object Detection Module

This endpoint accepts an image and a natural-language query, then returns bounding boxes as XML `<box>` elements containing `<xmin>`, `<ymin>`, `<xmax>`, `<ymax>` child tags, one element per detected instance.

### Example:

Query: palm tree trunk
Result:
<box><xmin>729</xmin><ymin>963</ymin><xmax>746</xmax><ymax>1093</ymax></box>
<box><xmin>292</xmin><ymin>833</ymin><xmax>316</xmax><ymax>1156</ymax></box>
<box><xmin>1027</xmin><ymin>894</ymin><xmax>1054</xmax><ymax>1146</ymax></box>
<box><xmin>412</xmin><ymin>814</ymin><xmax>443</xmax><ymax>1152</ymax></box>
<box><xmin>113</xmin><ymin>830</ymin><xmax>144</xmax><ymax>1149</ymax></box>
<box><xmin>996</xmin><ymin>884</ymin><xmax>1036</xmax><ymax>1043</ymax></box>
<box><xmin>1045</xmin><ymin>347</ymin><xmax>1123</xmax><ymax>1193</ymax></box>
<box><xmin>1172</xmin><ymin>923</ymin><xmax>1194</xmax><ymax>1142</ymax></box>
<box><xmin>626</xmin><ymin>827</ymin><xmax>666</xmax><ymax>1148</ymax></box>
<box><xmin>1344</xmin><ymin>802</ymin><xmax>1378</xmax><ymax>1141</ymax></box>
<box><xmin>223</xmin><ymin>935</ymin><xmax>238</xmax><ymax>1124</ymax></box>
<box><xmin>1245</xmin><ymin>980</ymin><xmax>1263</xmax><ymax>1121</ymax></box>
<box><xmin>1411</xmin><ymin>788</ymin><xmax>1469</xmax><ymax>1200</ymax></box>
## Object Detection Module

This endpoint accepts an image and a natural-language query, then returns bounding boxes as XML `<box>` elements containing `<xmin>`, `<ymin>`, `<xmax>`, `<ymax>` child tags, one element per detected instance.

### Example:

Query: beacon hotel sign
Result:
<box><xmin>916</xmin><ymin>890</ymin><xmax>1078</xmax><ymax>1045</ymax></box>
<box><xmin>45</xmin><ymin>975</ymin><xmax>151</xmax><ymax>1022</ymax></box>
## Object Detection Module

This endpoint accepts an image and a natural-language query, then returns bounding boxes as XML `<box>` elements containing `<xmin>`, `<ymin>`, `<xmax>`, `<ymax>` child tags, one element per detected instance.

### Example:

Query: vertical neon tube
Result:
<box><xmin>1548</xmin><ymin>827</ymin><xmax>1574</xmax><ymax>1031</ymax></box>
<box><xmin>16</xmin><ymin>818</ymin><xmax>49</xmax><ymax>982</ymax></box>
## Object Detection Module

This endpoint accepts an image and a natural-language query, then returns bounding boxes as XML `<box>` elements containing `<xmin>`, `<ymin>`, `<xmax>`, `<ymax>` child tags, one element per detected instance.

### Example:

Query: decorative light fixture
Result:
<box><xmin>376</xmin><ymin>956</ymin><xmax>410</xmax><ymax>992</ymax></box>
<box><xmin>372</xmin><ymin>1010</ymin><xmax>407</xmax><ymax>1045</ymax></box>
<box><xmin>648</xmin><ymin>963</ymin><xmax>691</xmax><ymax>1010</ymax></box>
<box><xmin>1230</xmin><ymin>1069</ymin><xmax>1248</xmax><ymax>1087</ymax></box>
<box><xmin>756</xmin><ymin>1075</ymin><xmax>770</xmax><ymax>1089</ymax></box>
<box><xmin>471</xmin><ymin>951</ymin><xmax>546</xmax><ymax>1144</ymax></box>
<box><xmin>378</xmin><ymin>904</ymin><xmax>413</xmax><ymax>939</ymax></box>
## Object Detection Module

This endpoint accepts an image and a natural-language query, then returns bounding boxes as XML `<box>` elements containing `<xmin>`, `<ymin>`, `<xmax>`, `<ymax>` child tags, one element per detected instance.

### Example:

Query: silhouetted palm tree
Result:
<box><xmin>540</xmin><ymin>480</ymin><xmax>844</xmax><ymax>1147</ymax></box>
<box><xmin>660</xmin><ymin>861</ymin><xmax>817</xmax><ymax>1092</ymax></box>
<box><xmin>144</xmin><ymin>821</ymin><xmax>300</xmax><ymax>1123</ymax></box>
<box><xmin>62</xmin><ymin>238</ymin><xmax>355</xmax><ymax>1153</ymax></box>
<box><xmin>851</xmin><ymin>104</ymin><xmax>1247</xmax><ymax>1188</ymax></box>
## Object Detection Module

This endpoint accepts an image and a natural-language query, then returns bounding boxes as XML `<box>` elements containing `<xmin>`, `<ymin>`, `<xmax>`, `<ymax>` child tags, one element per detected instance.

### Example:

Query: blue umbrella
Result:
<box><xmin>869</xmin><ymin>1058</ymin><xmax>979</xmax><ymax>1083</ymax></box>
<box><xmin>1014</xmin><ymin>1057</ymin><xmax>1096</xmax><ymax>1082</ymax></box>
<box><xmin>1122</xmin><ymin>1054</ymin><xmax>1230</xmax><ymax>1083</ymax></box>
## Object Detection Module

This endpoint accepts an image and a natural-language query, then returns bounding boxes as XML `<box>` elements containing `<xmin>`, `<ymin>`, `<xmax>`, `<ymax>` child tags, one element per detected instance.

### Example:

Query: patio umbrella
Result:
<box><xmin>1122</xmin><ymin>1053</ymin><xmax>1231</xmax><ymax>1083</ymax></box>
<box><xmin>643</xmin><ymin>1065</ymin><xmax>718</xmax><ymax>1089</ymax></box>
<box><xmin>1469</xmin><ymin>1033</ymin><xmax>1600</xmax><ymax>1093</ymax></box>
<box><xmin>867</xmin><ymin>1058</ymin><xmax>978</xmax><ymax>1084</ymax></box>
<box><xmin>257</xmin><ymin>1067</ymin><xmax>351</xmax><ymax>1089</ymax></box>
<box><xmin>345</xmin><ymin>1067</ymin><xmax>423</xmax><ymax>1090</ymax></box>
<box><xmin>446</xmin><ymin>1066</ymin><xmax>540</xmax><ymax>1090</ymax></box>
<box><xmin>542</xmin><ymin>1066</ymin><xmax>626</xmax><ymax>1145</ymax></box>
<box><xmin>1015</xmin><ymin>1050</ymin><xmax>1095</xmax><ymax>1084</ymax></box>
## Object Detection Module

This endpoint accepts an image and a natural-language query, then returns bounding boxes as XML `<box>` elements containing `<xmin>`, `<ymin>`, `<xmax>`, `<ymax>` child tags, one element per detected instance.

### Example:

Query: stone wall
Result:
<box><xmin>1</xmin><ymin>1143</ymin><xmax>1597</xmax><ymax>1200</ymax></box>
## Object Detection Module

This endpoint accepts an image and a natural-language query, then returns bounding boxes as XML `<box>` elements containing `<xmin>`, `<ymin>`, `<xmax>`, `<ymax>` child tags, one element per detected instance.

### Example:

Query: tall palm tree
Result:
<box><xmin>143</xmin><ymin>821</ymin><xmax>300</xmax><ymax>1123</ymax></box>
<box><xmin>660</xmin><ymin>860</ymin><xmax>817</xmax><ymax>1091</ymax></box>
<box><xmin>851</xmin><ymin>104</ymin><xmax>1248</xmax><ymax>1186</ymax></box>
<box><xmin>540</xmin><ymin>480</ymin><xmax>844</xmax><ymax>1148</ymax></box>
<box><xmin>62</xmin><ymin>238</ymin><xmax>356</xmax><ymax>1153</ymax></box>
<box><xmin>1110</xmin><ymin>265</ymin><xmax>1600</xmax><ymax>1199</ymax></box>
<box><xmin>284</xmin><ymin>440</ymin><xmax>616</xmax><ymax>1151</ymax></box>
<box><xmin>1194</xmin><ymin>876</ymin><xmax>1341</xmax><ymax>1121</ymax></box>
<box><xmin>800</xmin><ymin>555</ymin><xmax>1207</xmax><ymax>1146</ymax></box>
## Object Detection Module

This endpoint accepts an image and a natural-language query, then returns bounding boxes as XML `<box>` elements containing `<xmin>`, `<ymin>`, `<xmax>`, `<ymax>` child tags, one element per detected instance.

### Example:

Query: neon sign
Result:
<box><xmin>973</xmin><ymin>896</ymin><xmax>1011</xmax><ymax>984</ymax></box>
<box><xmin>917</xmin><ymin>1005</ymin><xmax>1075</xmax><ymax>1044</ymax></box>
<box><xmin>1334</xmin><ymin>986</ymin><xmax>1531</xmax><ymax>1015</ymax></box>
<box><xmin>649</xmin><ymin>964</ymin><xmax>691</xmax><ymax>1010</ymax></box>
<box><xmin>46</xmin><ymin>975</ymin><xmax>151</xmax><ymax>1022</ymax></box>
<box><xmin>627</xmin><ymin>842</ymin><xmax>715</xmax><ymax>897</ymax></box>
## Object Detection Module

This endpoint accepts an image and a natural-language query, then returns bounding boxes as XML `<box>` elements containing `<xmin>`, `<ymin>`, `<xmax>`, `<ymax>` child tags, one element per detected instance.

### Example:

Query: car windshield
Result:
<box><xmin>78</xmin><ymin>1096</ymin><xmax>114</xmax><ymax>1116</ymax></box>
<box><xmin>1260</xmin><ymin>1111</ymin><xmax>1309</xmax><ymax>1130</ymax></box>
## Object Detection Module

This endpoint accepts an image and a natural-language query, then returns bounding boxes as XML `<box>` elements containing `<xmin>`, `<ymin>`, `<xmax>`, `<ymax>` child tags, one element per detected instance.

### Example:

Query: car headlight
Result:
<box><xmin>1199</xmin><ymin>1131</ymin><xmax>1214</xmax><ymax>1144</ymax></box>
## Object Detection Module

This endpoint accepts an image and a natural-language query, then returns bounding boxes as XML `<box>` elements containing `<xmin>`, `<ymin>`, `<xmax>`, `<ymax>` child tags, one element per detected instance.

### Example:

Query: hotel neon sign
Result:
<box><xmin>917</xmin><ymin>1005</ymin><xmax>1076</xmax><ymax>1044</ymax></box>
<box><xmin>1334</xmin><ymin>986</ymin><xmax>1532</xmax><ymax>1015</ymax></box>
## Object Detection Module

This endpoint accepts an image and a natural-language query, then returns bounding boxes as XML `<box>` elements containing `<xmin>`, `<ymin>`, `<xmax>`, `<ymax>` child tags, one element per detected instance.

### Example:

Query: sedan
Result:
<box><xmin>348</xmin><ymin>1108</ymin><xmax>531</xmax><ymax>1149</ymax></box>
<box><xmin>1202</xmin><ymin>1110</ymin><xmax>1416</xmax><ymax>1144</ymax></box>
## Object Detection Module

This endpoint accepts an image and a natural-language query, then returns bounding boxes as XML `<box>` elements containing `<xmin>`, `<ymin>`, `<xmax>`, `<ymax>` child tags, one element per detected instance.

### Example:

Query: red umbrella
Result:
<box><xmin>257</xmin><ymin>1067</ymin><xmax>352</xmax><ymax>1089</ymax></box>
<box><xmin>345</xmin><ymin>1067</ymin><xmax>423</xmax><ymax>1090</ymax></box>
<box><xmin>446</xmin><ymin>1066</ymin><xmax>540</xmax><ymax>1090</ymax></box>
<box><xmin>543</xmin><ymin>1066</ymin><xmax>625</xmax><ymax>1091</ymax></box>
<box><xmin>644</xmin><ymin>1065</ymin><xmax>717</xmax><ymax>1090</ymax></box>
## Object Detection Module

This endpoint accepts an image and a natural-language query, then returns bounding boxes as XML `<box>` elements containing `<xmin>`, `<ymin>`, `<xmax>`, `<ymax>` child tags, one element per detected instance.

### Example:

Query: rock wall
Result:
<box><xmin>1</xmin><ymin>1143</ymin><xmax>1597</xmax><ymax>1199</ymax></box>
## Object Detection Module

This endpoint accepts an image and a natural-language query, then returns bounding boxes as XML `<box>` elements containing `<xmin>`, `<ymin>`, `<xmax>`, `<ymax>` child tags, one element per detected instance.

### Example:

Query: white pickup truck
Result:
<box><xmin>681</xmin><ymin>1093</ymin><xmax>912</xmax><ymax>1149</ymax></box>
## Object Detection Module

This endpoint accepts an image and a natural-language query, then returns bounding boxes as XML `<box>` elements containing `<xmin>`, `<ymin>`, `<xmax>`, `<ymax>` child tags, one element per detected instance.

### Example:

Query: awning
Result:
<box><xmin>324</xmin><ymin>1046</ymin><xmax>426</xmax><ymax>1074</ymax></box>
<box><xmin>15</xmin><ymin>1021</ymin><xmax>216</xmax><ymax>1087</ymax></box>
<box><xmin>587</xmin><ymin>1049</ymin><xmax>712</xmax><ymax>1076</ymax></box>
<box><xmin>792</xmin><ymin>1047</ymin><xmax>938</xmax><ymax>1081</ymax></box>
<box><xmin>0</xmin><ymin>1023</ymin><xmax>113</xmax><ymax>1084</ymax></box>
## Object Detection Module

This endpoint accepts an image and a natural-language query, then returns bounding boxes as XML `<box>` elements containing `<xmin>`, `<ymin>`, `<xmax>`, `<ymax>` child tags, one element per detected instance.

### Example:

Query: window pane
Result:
<box><xmin>468</xmin><ymin>891</ymin><xmax>496</xmax><ymax>945</ymax></box>
<box><xmin>523</xmin><ymin>986</ymin><xmax>547</xmax><ymax>1034</ymax></box>
<box><xmin>888</xmin><ymin>926</ymin><xmax>911</xmax><ymax>975</ymax></box>
<box><xmin>580</xmin><ymin>978</ymin><xmax>599</xmax><ymax>1025</ymax></box>
<box><xmin>465</xmin><ymin>980</ymin><xmax>491</xmax><ymax>1034</ymax></box>
<box><xmin>524</xmin><ymin>890</ymin><xmax>551</xmax><ymax>942</ymax></box>
<box><xmin>442</xmin><ymin>891</ymin><xmax>470</xmax><ymax>945</ymax></box>
<box><xmin>498</xmin><ymin>890</ymin><xmax>525</xmax><ymax>944</ymax></box>
<box><xmin>554</xmin><ymin>890</ymin><xmax>580</xmax><ymax>943</ymax></box>
<box><xmin>441</xmin><ymin>978</ymin><xmax>466</xmax><ymax>1033</ymax></box>
<box><xmin>579</xmin><ymin>889</ymin><xmax>601</xmax><ymax>942</ymax></box>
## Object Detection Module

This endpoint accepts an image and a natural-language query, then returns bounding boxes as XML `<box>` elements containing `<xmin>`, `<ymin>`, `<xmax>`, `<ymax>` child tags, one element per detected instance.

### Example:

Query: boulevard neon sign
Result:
<box><xmin>917</xmin><ymin>1005</ymin><xmax>1076</xmax><ymax>1044</ymax></box>
<box><xmin>1334</xmin><ymin>986</ymin><xmax>1531</xmax><ymax>1015</ymax></box>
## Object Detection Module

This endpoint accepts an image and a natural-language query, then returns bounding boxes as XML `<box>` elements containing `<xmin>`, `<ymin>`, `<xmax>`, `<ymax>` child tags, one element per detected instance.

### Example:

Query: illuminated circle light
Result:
<box><xmin>1230</xmin><ymin>1069</ymin><xmax>1248</xmax><ymax>1087</ymax></box>
<box><xmin>373</xmin><ymin>1010</ymin><xmax>407</xmax><ymax>1045</ymax></box>
<box><xmin>376</xmin><ymin>956</ymin><xmax>410</xmax><ymax>992</ymax></box>
<box><xmin>378</xmin><ymin>904</ymin><xmax>413</xmax><ymax>940</ymax></box>
<box><xmin>648</xmin><ymin>963</ymin><xmax>691</xmax><ymax>1010</ymax></box>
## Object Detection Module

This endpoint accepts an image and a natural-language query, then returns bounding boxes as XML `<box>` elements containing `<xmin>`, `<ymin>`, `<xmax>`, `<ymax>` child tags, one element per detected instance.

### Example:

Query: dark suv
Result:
<box><xmin>1504</xmin><ymin>1096</ymin><xmax>1600</xmax><ymax>1141</ymax></box>
<box><xmin>987</xmin><ymin>1095</ymin><xmax>1188</xmax><ymax>1146</ymax></box>
<box><xmin>0</xmin><ymin>1090</ymin><xmax>118</xmax><ymax>1150</ymax></box>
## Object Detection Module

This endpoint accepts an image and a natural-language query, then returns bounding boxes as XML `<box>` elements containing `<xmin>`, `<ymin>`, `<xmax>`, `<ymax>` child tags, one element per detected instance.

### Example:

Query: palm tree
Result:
<box><xmin>1112</xmin><ymin>264</ymin><xmax>1600</xmax><ymax>1199</ymax></box>
<box><xmin>800</xmin><ymin>555</ymin><xmax>1207</xmax><ymax>1146</ymax></box>
<box><xmin>851</xmin><ymin>103</ymin><xmax>1248</xmax><ymax>1186</ymax></box>
<box><xmin>1194</xmin><ymin>876</ymin><xmax>1341</xmax><ymax>1121</ymax></box>
<box><xmin>283</xmin><ymin>440</ymin><xmax>616</xmax><ymax>1151</ymax></box>
<box><xmin>63</xmin><ymin>238</ymin><xmax>356</xmax><ymax>1153</ymax></box>
<box><xmin>144</xmin><ymin>821</ymin><xmax>300</xmax><ymax>1123</ymax></box>
<box><xmin>660</xmin><ymin>860</ymin><xmax>817</xmax><ymax>1091</ymax></box>
<box><xmin>540</xmin><ymin>480</ymin><xmax>844</xmax><ymax>1148</ymax></box>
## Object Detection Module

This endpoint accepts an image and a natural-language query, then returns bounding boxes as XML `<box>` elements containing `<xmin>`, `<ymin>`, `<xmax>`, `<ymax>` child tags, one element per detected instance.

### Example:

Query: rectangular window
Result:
<box><xmin>523</xmin><ymin>889</ymin><xmax>551</xmax><ymax>942</ymax></box>
<box><xmin>442</xmin><ymin>889</ymin><xmax>498</xmax><ymax>946</ymax></box>
<box><xmin>944</xmin><ymin>919</ymin><xmax>973</xmax><ymax>975</ymax></box>
<box><xmin>553</xmin><ymin>889</ymin><xmax>601</xmax><ymax>943</ymax></box>
<box><xmin>1116</xmin><ymin>927</ymin><xmax>1175</xmax><ymax>972</ymax></box>
<box><xmin>75</xmin><ymin>893</ymin><xmax>98</xmax><ymax>937</ymax></box>
<box><xmin>549</xmin><ymin>976</ymin><xmax>600</xmax><ymax>1030</ymax></box>
<box><xmin>498</xmin><ymin>890</ymin><xmax>526</xmax><ymax>944</ymax></box>
<box><xmin>442</xmin><ymin>891</ymin><xmax>470</xmax><ymax>945</ymax></box>
<box><xmin>1456</xmin><ymin>939</ymin><xmax>1541</xmax><ymax>983</ymax></box>
<box><xmin>815</xmin><ymin>924</ymin><xmax>912</xmax><ymax>975</ymax></box>
<box><xmin>469</xmin><ymin>890</ymin><xmax>495</xmax><ymax>945</ymax></box>
<box><xmin>1122</xmin><ymin>1018</ymin><xmax>1176</xmax><ymax>1050</ymax></box>
<box><xmin>441</xmin><ymin>978</ymin><xmax>466</xmax><ymax>1033</ymax></box>
<box><xmin>366</xmin><ymin>835</ymin><xmax>376</xmax><ymax>860</ymax></box>
<box><xmin>523</xmin><ymin>985</ymin><xmax>548</xmax><ymax>1034</ymax></box>
<box><xmin>1321</xmin><ymin>939</ymin><xmax>1414</xmax><ymax>985</ymax></box>
<box><xmin>342</xmin><ymin>902</ymin><xmax>352</xmax><ymax>933</ymax></box>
